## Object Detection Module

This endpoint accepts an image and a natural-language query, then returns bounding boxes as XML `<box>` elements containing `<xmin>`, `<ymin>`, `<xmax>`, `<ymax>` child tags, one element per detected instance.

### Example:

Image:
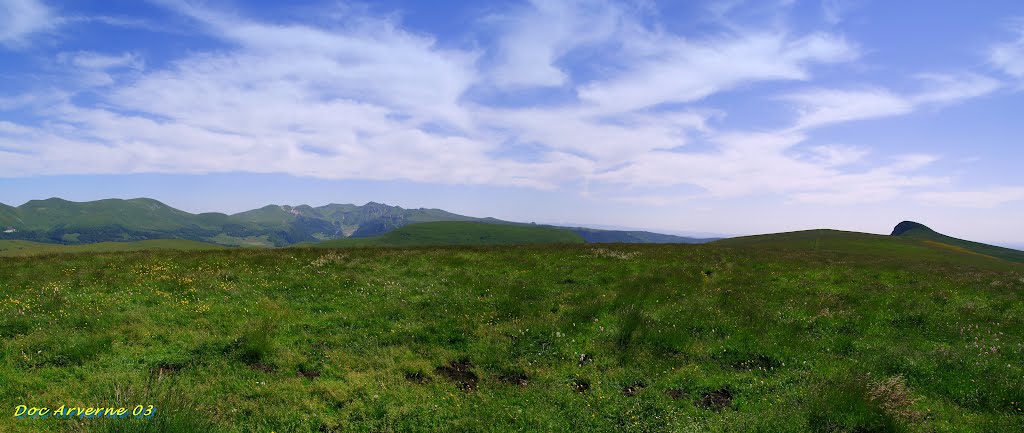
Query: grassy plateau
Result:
<box><xmin>1</xmin><ymin>240</ymin><xmax>1022</xmax><ymax>432</ymax></box>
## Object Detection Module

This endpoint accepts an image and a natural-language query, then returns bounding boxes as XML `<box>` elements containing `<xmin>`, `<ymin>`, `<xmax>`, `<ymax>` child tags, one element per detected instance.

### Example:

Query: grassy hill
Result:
<box><xmin>891</xmin><ymin>221</ymin><xmax>1024</xmax><ymax>263</ymax></box>
<box><xmin>303</xmin><ymin>221</ymin><xmax>585</xmax><ymax>248</ymax></box>
<box><xmin>712</xmin><ymin>227</ymin><xmax>1022</xmax><ymax>270</ymax></box>
<box><xmin>0</xmin><ymin>239</ymin><xmax>226</xmax><ymax>257</ymax></box>
<box><xmin>1</xmin><ymin>243</ymin><xmax>1021</xmax><ymax>432</ymax></box>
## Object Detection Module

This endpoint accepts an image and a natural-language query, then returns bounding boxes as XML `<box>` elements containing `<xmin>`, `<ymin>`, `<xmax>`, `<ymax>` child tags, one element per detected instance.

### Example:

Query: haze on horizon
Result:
<box><xmin>1</xmin><ymin>0</ymin><xmax>1022</xmax><ymax>246</ymax></box>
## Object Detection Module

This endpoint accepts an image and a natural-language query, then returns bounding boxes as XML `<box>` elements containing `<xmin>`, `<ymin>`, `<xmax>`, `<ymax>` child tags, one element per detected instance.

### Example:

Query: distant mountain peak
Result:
<box><xmin>892</xmin><ymin>221</ymin><xmax>933</xmax><ymax>236</ymax></box>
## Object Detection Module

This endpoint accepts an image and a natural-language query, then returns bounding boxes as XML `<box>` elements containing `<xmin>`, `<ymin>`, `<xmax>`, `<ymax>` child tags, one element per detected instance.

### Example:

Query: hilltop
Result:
<box><xmin>890</xmin><ymin>221</ymin><xmax>1024</xmax><ymax>263</ymax></box>
<box><xmin>712</xmin><ymin>221</ymin><xmax>1024</xmax><ymax>269</ymax></box>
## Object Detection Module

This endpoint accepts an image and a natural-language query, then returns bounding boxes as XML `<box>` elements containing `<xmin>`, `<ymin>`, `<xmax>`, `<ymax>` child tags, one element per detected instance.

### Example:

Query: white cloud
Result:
<box><xmin>918</xmin><ymin>186</ymin><xmax>1024</xmax><ymax>208</ymax></box>
<box><xmin>990</xmin><ymin>26</ymin><xmax>1024</xmax><ymax>78</ymax></box>
<box><xmin>0</xmin><ymin>0</ymin><xmax>55</xmax><ymax>48</ymax></box>
<box><xmin>783</xmin><ymin>73</ymin><xmax>1000</xmax><ymax>131</ymax></box>
<box><xmin>488</xmin><ymin>0</ymin><xmax>624</xmax><ymax>88</ymax></box>
<box><xmin>912</xmin><ymin>73</ymin><xmax>1002</xmax><ymax>104</ymax></box>
<box><xmin>783</xmin><ymin>88</ymin><xmax>913</xmax><ymax>130</ymax></box>
<box><xmin>578</xmin><ymin>32</ymin><xmax>858</xmax><ymax>113</ymax></box>
<box><xmin>58</xmin><ymin>51</ymin><xmax>142</xmax><ymax>70</ymax></box>
<box><xmin>154</xmin><ymin>3</ymin><xmax>480</xmax><ymax>130</ymax></box>
<box><xmin>807</xmin><ymin>144</ymin><xmax>869</xmax><ymax>167</ymax></box>
<box><xmin>56</xmin><ymin>51</ymin><xmax>144</xmax><ymax>87</ymax></box>
<box><xmin>589</xmin><ymin>130</ymin><xmax>945</xmax><ymax>204</ymax></box>
<box><xmin>476</xmin><ymin>106</ymin><xmax>709</xmax><ymax>161</ymax></box>
<box><xmin>821</xmin><ymin>0</ymin><xmax>858</xmax><ymax>25</ymax></box>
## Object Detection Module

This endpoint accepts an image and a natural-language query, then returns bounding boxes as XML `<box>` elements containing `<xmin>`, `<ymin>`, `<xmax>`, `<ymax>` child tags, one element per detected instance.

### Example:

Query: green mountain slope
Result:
<box><xmin>231</xmin><ymin>205</ymin><xmax>300</xmax><ymax>228</ymax></box>
<box><xmin>0</xmin><ymin>239</ymin><xmax>226</xmax><ymax>257</ymax></box>
<box><xmin>0</xmin><ymin>198</ymin><xmax>266</xmax><ymax>245</ymax></box>
<box><xmin>712</xmin><ymin>226</ymin><xmax>1021</xmax><ymax>269</ymax></box>
<box><xmin>891</xmin><ymin>221</ymin><xmax>1024</xmax><ymax>263</ymax></box>
<box><xmin>0</xmin><ymin>197</ymin><xmax>713</xmax><ymax>248</ymax></box>
<box><xmin>12</xmin><ymin>198</ymin><xmax>217</xmax><ymax>231</ymax></box>
<box><xmin>302</xmin><ymin>221</ymin><xmax>584</xmax><ymax>248</ymax></box>
<box><xmin>0</xmin><ymin>203</ymin><xmax>20</xmax><ymax>227</ymax></box>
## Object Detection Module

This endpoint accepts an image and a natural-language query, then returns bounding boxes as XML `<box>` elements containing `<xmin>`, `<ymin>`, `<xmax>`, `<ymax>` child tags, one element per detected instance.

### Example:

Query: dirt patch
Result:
<box><xmin>436</xmin><ymin>359</ymin><xmax>478</xmax><ymax>391</ymax></box>
<box><xmin>248</xmin><ymin>363</ymin><xmax>277</xmax><ymax>373</ymax></box>
<box><xmin>731</xmin><ymin>354</ymin><xmax>781</xmax><ymax>371</ymax></box>
<box><xmin>867</xmin><ymin>375</ymin><xmax>921</xmax><ymax>421</ymax></box>
<box><xmin>622</xmin><ymin>381</ymin><xmax>646</xmax><ymax>397</ymax></box>
<box><xmin>570</xmin><ymin>378</ymin><xmax>591</xmax><ymax>393</ymax></box>
<box><xmin>497</xmin><ymin>372</ymin><xmax>529</xmax><ymax>387</ymax></box>
<box><xmin>405</xmin><ymin>371</ymin><xmax>432</xmax><ymax>385</ymax></box>
<box><xmin>696</xmin><ymin>388</ymin><xmax>733</xmax><ymax>412</ymax></box>
<box><xmin>578</xmin><ymin>353</ymin><xmax>593</xmax><ymax>366</ymax></box>
<box><xmin>296</xmin><ymin>368</ymin><xmax>321</xmax><ymax>379</ymax></box>
<box><xmin>665</xmin><ymin>388</ymin><xmax>686</xmax><ymax>400</ymax></box>
<box><xmin>151</xmin><ymin>362</ymin><xmax>182</xmax><ymax>377</ymax></box>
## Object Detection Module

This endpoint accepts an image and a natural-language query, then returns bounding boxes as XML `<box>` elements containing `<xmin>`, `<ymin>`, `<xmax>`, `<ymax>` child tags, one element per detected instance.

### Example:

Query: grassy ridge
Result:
<box><xmin>303</xmin><ymin>221</ymin><xmax>585</xmax><ymax>248</ymax></box>
<box><xmin>0</xmin><ymin>239</ymin><xmax>226</xmax><ymax>257</ymax></box>
<box><xmin>711</xmin><ymin>229</ymin><xmax>1020</xmax><ymax>270</ymax></box>
<box><xmin>1</xmin><ymin>244</ymin><xmax>1022</xmax><ymax>432</ymax></box>
<box><xmin>892</xmin><ymin>222</ymin><xmax>1024</xmax><ymax>263</ymax></box>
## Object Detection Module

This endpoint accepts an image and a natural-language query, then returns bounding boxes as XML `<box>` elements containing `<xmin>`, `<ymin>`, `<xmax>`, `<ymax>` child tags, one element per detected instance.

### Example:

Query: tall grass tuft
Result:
<box><xmin>79</xmin><ymin>374</ymin><xmax>218</xmax><ymax>433</ymax></box>
<box><xmin>233</xmin><ymin>320</ymin><xmax>277</xmax><ymax>365</ymax></box>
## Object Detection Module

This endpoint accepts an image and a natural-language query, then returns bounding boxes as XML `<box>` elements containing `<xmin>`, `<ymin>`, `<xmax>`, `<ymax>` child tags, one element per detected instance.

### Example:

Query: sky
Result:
<box><xmin>0</xmin><ymin>0</ymin><xmax>1023</xmax><ymax>245</ymax></box>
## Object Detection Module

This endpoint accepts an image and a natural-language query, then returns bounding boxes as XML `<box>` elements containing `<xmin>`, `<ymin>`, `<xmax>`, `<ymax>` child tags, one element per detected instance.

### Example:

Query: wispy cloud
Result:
<box><xmin>590</xmin><ymin>130</ymin><xmax>946</xmax><ymax>205</ymax></box>
<box><xmin>821</xmin><ymin>0</ymin><xmax>859</xmax><ymax>25</ymax></box>
<box><xmin>578</xmin><ymin>31</ymin><xmax>858</xmax><ymax>113</ymax></box>
<box><xmin>783</xmin><ymin>88</ymin><xmax>913</xmax><ymax>130</ymax></box>
<box><xmin>488</xmin><ymin>0</ymin><xmax>625</xmax><ymax>88</ymax></box>
<box><xmin>782</xmin><ymin>73</ymin><xmax>1000</xmax><ymax>130</ymax></box>
<box><xmin>918</xmin><ymin>186</ymin><xmax>1024</xmax><ymax>208</ymax></box>
<box><xmin>0</xmin><ymin>0</ymin><xmax>56</xmax><ymax>48</ymax></box>
<box><xmin>990</xmin><ymin>22</ymin><xmax>1024</xmax><ymax>78</ymax></box>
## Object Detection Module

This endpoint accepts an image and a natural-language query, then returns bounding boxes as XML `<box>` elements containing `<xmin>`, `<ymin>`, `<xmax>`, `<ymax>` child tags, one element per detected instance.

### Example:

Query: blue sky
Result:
<box><xmin>1</xmin><ymin>0</ymin><xmax>1023</xmax><ymax>245</ymax></box>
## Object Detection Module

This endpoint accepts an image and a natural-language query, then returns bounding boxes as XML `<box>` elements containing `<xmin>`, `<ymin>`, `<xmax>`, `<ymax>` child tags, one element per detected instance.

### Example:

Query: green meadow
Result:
<box><xmin>1</xmin><ymin>240</ymin><xmax>1022</xmax><ymax>432</ymax></box>
<box><xmin>0</xmin><ymin>240</ymin><xmax>225</xmax><ymax>257</ymax></box>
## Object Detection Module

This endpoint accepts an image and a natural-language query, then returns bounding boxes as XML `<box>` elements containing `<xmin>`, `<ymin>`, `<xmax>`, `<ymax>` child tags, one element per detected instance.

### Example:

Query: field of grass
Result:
<box><xmin>1</xmin><ymin>243</ymin><xmax>1022</xmax><ymax>432</ymax></box>
<box><xmin>303</xmin><ymin>221</ymin><xmax>584</xmax><ymax>248</ymax></box>
<box><xmin>0</xmin><ymin>239</ymin><xmax>226</xmax><ymax>257</ymax></box>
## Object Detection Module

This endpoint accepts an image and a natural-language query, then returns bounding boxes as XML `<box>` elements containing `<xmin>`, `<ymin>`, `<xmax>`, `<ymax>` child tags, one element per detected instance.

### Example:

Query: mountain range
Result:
<box><xmin>0</xmin><ymin>198</ymin><xmax>713</xmax><ymax>247</ymax></box>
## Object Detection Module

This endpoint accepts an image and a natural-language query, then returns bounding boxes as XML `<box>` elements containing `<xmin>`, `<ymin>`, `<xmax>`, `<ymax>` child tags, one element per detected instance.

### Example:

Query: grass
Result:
<box><xmin>711</xmin><ymin>229</ymin><xmax>1020</xmax><ymax>270</ymax></box>
<box><xmin>1</xmin><ymin>243</ymin><xmax>1022</xmax><ymax>432</ymax></box>
<box><xmin>0</xmin><ymin>240</ymin><xmax>227</xmax><ymax>257</ymax></box>
<box><xmin>301</xmin><ymin>221</ymin><xmax>584</xmax><ymax>248</ymax></box>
